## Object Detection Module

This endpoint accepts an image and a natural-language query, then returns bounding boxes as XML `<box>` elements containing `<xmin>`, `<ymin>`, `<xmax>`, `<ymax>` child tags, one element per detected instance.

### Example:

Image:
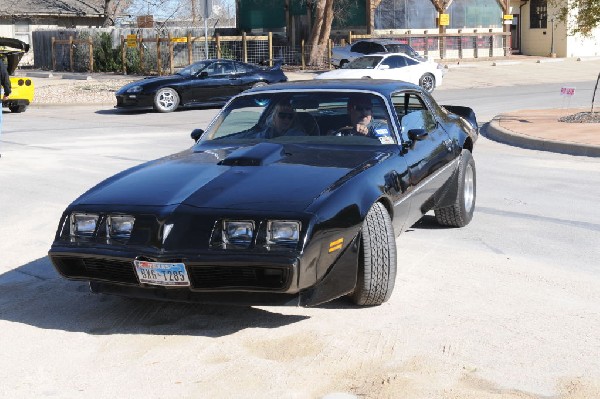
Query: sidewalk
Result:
<box><xmin>486</xmin><ymin>108</ymin><xmax>600</xmax><ymax>157</ymax></box>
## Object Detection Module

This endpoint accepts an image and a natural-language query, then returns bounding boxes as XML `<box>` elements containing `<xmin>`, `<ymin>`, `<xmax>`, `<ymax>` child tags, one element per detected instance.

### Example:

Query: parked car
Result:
<box><xmin>316</xmin><ymin>53</ymin><xmax>444</xmax><ymax>93</ymax></box>
<box><xmin>115</xmin><ymin>59</ymin><xmax>288</xmax><ymax>113</ymax></box>
<box><xmin>331</xmin><ymin>39</ymin><xmax>426</xmax><ymax>68</ymax></box>
<box><xmin>0</xmin><ymin>37</ymin><xmax>33</xmax><ymax>113</ymax></box>
<box><xmin>49</xmin><ymin>80</ymin><xmax>478</xmax><ymax>307</ymax></box>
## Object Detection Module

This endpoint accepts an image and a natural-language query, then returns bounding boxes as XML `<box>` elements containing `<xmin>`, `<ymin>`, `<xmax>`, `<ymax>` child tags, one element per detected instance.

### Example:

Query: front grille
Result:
<box><xmin>52</xmin><ymin>256</ymin><xmax>138</xmax><ymax>284</ymax></box>
<box><xmin>188</xmin><ymin>265</ymin><xmax>290</xmax><ymax>290</ymax></box>
<box><xmin>52</xmin><ymin>256</ymin><xmax>291</xmax><ymax>291</ymax></box>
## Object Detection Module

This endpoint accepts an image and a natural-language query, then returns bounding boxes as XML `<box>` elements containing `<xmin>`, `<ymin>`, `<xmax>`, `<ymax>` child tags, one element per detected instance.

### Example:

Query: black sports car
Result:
<box><xmin>50</xmin><ymin>80</ymin><xmax>478</xmax><ymax>307</ymax></box>
<box><xmin>115</xmin><ymin>59</ymin><xmax>288</xmax><ymax>112</ymax></box>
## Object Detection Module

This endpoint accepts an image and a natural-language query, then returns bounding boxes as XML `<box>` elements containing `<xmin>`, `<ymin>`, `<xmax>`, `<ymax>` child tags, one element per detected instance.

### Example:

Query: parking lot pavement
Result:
<box><xmin>12</xmin><ymin>56</ymin><xmax>600</xmax><ymax>157</ymax></box>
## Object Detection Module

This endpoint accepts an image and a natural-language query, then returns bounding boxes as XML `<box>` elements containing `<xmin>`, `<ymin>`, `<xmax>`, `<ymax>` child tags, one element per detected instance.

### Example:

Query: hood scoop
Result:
<box><xmin>218</xmin><ymin>142</ymin><xmax>287</xmax><ymax>167</ymax></box>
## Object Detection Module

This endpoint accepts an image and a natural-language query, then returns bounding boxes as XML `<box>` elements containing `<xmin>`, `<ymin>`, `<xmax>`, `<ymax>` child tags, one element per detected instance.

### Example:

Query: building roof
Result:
<box><xmin>0</xmin><ymin>0</ymin><xmax>105</xmax><ymax>17</ymax></box>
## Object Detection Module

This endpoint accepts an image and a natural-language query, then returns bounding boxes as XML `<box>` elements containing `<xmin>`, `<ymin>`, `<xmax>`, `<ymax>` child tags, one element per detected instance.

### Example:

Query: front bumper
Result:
<box><xmin>49</xmin><ymin>233</ymin><xmax>360</xmax><ymax>307</ymax></box>
<box><xmin>115</xmin><ymin>93</ymin><xmax>153</xmax><ymax>108</ymax></box>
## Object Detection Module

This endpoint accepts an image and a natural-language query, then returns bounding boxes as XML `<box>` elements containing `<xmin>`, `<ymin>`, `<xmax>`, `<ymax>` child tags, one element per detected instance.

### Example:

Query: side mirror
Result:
<box><xmin>191</xmin><ymin>128</ymin><xmax>204</xmax><ymax>141</ymax></box>
<box><xmin>408</xmin><ymin>128</ymin><xmax>428</xmax><ymax>141</ymax></box>
<box><xmin>199</xmin><ymin>71</ymin><xmax>208</xmax><ymax>78</ymax></box>
<box><xmin>379</xmin><ymin>65</ymin><xmax>390</xmax><ymax>70</ymax></box>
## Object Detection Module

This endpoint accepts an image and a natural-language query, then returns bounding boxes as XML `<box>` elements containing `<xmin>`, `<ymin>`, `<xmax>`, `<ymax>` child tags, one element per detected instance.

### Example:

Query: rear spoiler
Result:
<box><xmin>258</xmin><ymin>58</ymin><xmax>284</xmax><ymax>70</ymax></box>
<box><xmin>443</xmin><ymin>105</ymin><xmax>478</xmax><ymax>130</ymax></box>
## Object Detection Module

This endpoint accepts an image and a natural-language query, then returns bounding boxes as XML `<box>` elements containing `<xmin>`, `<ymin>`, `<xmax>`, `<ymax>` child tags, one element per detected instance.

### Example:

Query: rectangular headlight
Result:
<box><xmin>126</xmin><ymin>86</ymin><xmax>143</xmax><ymax>93</ymax></box>
<box><xmin>267</xmin><ymin>221</ymin><xmax>301</xmax><ymax>247</ymax></box>
<box><xmin>70</xmin><ymin>213</ymin><xmax>99</xmax><ymax>237</ymax></box>
<box><xmin>222</xmin><ymin>220</ymin><xmax>255</xmax><ymax>248</ymax></box>
<box><xmin>106</xmin><ymin>215</ymin><xmax>135</xmax><ymax>240</ymax></box>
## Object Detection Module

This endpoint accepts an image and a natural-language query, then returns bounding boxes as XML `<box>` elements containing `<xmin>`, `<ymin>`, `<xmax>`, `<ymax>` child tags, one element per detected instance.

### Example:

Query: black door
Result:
<box><xmin>188</xmin><ymin>61</ymin><xmax>238</xmax><ymax>103</ymax></box>
<box><xmin>391</xmin><ymin>90</ymin><xmax>455</xmax><ymax>224</ymax></box>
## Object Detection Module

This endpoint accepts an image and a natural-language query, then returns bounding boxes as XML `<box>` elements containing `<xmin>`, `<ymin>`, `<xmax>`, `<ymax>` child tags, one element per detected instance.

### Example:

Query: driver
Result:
<box><xmin>331</xmin><ymin>94</ymin><xmax>393</xmax><ymax>143</ymax></box>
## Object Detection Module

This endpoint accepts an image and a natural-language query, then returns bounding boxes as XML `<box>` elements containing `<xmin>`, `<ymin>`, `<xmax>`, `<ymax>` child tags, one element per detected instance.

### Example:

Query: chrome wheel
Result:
<box><xmin>463</xmin><ymin>163</ymin><xmax>475</xmax><ymax>212</ymax></box>
<box><xmin>153</xmin><ymin>88</ymin><xmax>180</xmax><ymax>113</ymax></box>
<box><xmin>419</xmin><ymin>74</ymin><xmax>435</xmax><ymax>93</ymax></box>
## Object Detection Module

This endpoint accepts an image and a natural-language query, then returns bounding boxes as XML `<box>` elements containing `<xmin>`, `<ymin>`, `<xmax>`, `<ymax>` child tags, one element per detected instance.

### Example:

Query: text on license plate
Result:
<box><xmin>133</xmin><ymin>260</ymin><xmax>190</xmax><ymax>286</ymax></box>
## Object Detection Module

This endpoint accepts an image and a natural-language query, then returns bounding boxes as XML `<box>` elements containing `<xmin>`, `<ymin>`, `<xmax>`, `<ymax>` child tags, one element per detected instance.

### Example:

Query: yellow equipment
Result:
<box><xmin>1</xmin><ymin>37</ymin><xmax>34</xmax><ymax>113</ymax></box>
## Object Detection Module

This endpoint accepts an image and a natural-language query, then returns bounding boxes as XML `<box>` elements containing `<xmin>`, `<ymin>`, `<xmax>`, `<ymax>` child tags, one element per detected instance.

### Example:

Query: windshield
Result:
<box><xmin>177</xmin><ymin>61</ymin><xmax>212</xmax><ymax>77</ymax></box>
<box><xmin>197</xmin><ymin>91</ymin><xmax>398</xmax><ymax>147</ymax></box>
<box><xmin>346</xmin><ymin>56</ymin><xmax>383</xmax><ymax>69</ymax></box>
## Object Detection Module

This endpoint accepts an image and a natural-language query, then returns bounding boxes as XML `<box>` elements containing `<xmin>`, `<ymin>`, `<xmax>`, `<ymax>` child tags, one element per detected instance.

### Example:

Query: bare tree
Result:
<box><xmin>307</xmin><ymin>0</ymin><xmax>333</xmax><ymax>66</ymax></box>
<box><xmin>307</xmin><ymin>0</ymin><xmax>367</xmax><ymax>66</ymax></box>
<box><xmin>102</xmin><ymin>0</ymin><xmax>134</xmax><ymax>27</ymax></box>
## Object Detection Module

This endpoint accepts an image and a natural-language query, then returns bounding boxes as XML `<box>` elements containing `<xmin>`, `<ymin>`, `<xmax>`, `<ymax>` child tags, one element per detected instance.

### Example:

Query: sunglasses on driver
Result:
<box><xmin>277</xmin><ymin>111</ymin><xmax>295</xmax><ymax>120</ymax></box>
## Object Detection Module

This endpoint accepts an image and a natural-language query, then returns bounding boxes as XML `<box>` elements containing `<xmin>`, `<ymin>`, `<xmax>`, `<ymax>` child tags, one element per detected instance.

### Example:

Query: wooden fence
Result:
<box><xmin>45</xmin><ymin>29</ymin><xmax>512</xmax><ymax>75</ymax></box>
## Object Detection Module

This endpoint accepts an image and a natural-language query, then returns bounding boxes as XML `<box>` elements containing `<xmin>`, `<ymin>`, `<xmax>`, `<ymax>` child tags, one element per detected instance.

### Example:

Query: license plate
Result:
<box><xmin>133</xmin><ymin>260</ymin><xmax>190</xmax><ymax>286</ymax></box>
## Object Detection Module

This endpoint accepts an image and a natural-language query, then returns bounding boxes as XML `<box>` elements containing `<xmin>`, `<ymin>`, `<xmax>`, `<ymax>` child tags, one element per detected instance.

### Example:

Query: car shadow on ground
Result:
<box><xmin>95</xmin><ymin>105</ymin><xmax>223</xmax><ymax>115</ymax></box>
<box><xmin>0</xmin><ymin>257</ymin><xmax>309</xmax><ymax>337</ymax></box>
<box><xmin>407</xmin><ymin>214</ymin><xmax>447</xmax><ymax>230</ymax></box>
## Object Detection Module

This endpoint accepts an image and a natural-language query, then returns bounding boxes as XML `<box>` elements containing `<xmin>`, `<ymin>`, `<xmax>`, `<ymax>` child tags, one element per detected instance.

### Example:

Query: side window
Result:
<box><xmin>206</xmin><ymin>62</ymin><xmax>234</xmax><ymax>76</ymax></box>
<box><xmin>234</xmin><ymin>62</ymin><xmax>253</xmax><ymax>74</ymax></box>
<box><xmin>371</xmin><ymin>43</ymin><xmax>385</xmax><ymax>53</ymax></box>
<box><xmin>383</xmin><ymin>56</ymin><xmax>407</xmax><ymax>69</ymax></box>
<box><xmin>391</xmin><ymin>92</ymin><xmax>437</xmax><ymax>140</ymax></box>
<box><xmin>405</xmin><ymin>57</ymin><xmax>418</xmax><ymax>66</ymax></box>
<box><xmin>221</xmin><ymin>61</ymin><xmax>235</xmax><ymax>74</ymax></box>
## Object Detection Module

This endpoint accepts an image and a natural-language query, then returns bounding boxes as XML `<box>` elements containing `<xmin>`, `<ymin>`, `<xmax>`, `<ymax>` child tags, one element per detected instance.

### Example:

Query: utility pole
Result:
<box><xmin>550</xmin><ymin>16</ymin><xmax>556</xmax><ymax>57</ymax></box>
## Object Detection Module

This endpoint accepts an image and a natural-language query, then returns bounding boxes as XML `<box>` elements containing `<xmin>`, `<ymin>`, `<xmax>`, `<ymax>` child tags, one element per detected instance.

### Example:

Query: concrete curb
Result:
<box><xmin>536</xmin><ymin>58</ymin><xmax>565</xmax><ymax>64</ymax></box>
<box><xmin>577</xmin><ymin>56</ymin><xmax>600</xmax><ymax>62</ymax></box>
<box><xmin>484</xmin><ymin>117</ymin><xmax>600</xmax><ymax>157</ymax></box>
<box><xmin>492</xmin><ymin>61</ymin><xmax>522</xmax><ymax>66</ymax></box>
<box><xmin>61</xmin><ymin>74</ymin><xmax>93</xmax><ymax>80</ymax></box>
<box><xmin>24</xmin><ymin>72</ymin><xmax>55</xmax><ymax>78</ymax></box>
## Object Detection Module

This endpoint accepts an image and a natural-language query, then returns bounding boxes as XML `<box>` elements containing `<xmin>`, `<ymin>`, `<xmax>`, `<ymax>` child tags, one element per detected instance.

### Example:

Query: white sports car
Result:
<box><xmin>316</xmin><ymin>53</ymin><xmax>445</xmax><ymax>93</ymax></box>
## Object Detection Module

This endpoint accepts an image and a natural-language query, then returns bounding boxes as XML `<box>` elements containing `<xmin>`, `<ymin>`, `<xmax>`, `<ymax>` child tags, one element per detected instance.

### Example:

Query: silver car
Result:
<box><xmin>331</xmin><ymin>39</ymin><xmax>426</xmax><ymax>68</ymax></box>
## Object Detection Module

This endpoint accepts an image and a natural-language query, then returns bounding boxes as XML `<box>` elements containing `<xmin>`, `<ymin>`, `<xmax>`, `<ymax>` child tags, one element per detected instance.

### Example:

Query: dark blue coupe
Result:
<box><xmin>115</xmin><ymin>59</ymin><xmax>288</xmax><ymax>112</ymax></box>
<box><xmin>51</xmin><ymin>80</ymin><xmax>478</xmax><ymax>307</ymax></box>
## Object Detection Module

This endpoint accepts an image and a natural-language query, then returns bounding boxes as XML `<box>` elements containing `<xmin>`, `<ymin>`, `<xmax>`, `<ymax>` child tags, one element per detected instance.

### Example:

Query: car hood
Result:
<box><xmin>316</xmin><ymin>69</ymin><xmax>371</xmax><ymax>79</ymax></box>
<box><xmin>74</xmin><ymin>142</ymin><xmax>391</xmax><ymax>213</ymax></box>
<box><xmin>117</xmin><ymin>75</ymin><xmax>184</xmax><ymax>92</ymax></box>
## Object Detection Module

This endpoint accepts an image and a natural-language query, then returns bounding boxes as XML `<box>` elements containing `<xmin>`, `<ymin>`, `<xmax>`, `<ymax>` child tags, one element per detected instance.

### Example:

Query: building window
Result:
<box><xmin>447</xmin><ymin>0</ymin><xmax>502</xmax><ymax>29</ymax></box>
<box><xmin>375</xmin><ymin>0</ymin><xmax>501</xmax><ymax>30</ymax></box>
<box><xmin>530</xmin><ymin>0</ymin><xmax>547</xmax><ymax>29</ymax></box>
<box><xmin>375</xmin><ymin>0</ymin><xmax>437</xmax><ymax>29</ymax></box>
<box><xmin>15</xmin><ymin>21</ymin><xmax>31</xmax><ymax>45</ymax></box>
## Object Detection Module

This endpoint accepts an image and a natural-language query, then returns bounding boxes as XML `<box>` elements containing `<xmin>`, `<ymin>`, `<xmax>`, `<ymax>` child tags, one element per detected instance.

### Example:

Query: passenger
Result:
<box><xmin>261</xmin><ymin>100</ymin><xmax>306</xmax><ymax>138</ymax></box>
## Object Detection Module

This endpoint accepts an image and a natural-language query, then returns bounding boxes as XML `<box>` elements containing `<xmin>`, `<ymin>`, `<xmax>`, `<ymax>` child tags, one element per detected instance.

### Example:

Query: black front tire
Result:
<box><xmin>9</xmin><ymin>105</ymin><xmax>26</xmax><ymax>113</ymax></box>
<box><xmin>435</xmin><ymin>150</ymin><xmax>476</xmax><ymax>227</ymax></box>
<box><xmin>351</xmin><ymin>202</ymin><xmax>397</xmax><ymax>306</ymax></box>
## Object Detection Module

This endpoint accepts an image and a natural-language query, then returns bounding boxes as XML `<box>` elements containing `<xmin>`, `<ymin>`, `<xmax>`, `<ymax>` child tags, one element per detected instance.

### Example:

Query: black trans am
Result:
<box><xmin>115</xmin><ymin>59</ymin><xmax>288</xmax><ymax>112</ymax></box>
<box><xmin>50</xmin><ymin>80</ymin><xmax>478</xmax><ymax>307</ymax></box>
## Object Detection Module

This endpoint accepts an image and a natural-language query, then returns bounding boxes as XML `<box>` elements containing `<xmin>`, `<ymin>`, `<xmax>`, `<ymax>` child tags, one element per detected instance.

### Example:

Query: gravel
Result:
<box><xmin>33</xmin><ymin>78</ymin><xmax>137</xmax><ymax>105</ymax></box>
<box><xmin>558</xmin><ymin>111</ymin><xmax>600</xmax><ymax>123</ymax></box>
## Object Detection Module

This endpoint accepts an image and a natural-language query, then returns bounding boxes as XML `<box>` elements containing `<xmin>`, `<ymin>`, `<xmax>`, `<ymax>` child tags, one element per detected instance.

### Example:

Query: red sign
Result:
<box><xmin>560</xmin><ymin>87</ymin><xmax>576</xmax><ymax>96</ymax></box>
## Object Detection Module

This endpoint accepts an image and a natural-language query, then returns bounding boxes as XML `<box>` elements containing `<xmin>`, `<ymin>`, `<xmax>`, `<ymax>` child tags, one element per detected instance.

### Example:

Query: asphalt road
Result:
<box><xmin>1</xmin><ymin>78</ymin><xmax>599</xmax><ymax>398</ymax></box>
